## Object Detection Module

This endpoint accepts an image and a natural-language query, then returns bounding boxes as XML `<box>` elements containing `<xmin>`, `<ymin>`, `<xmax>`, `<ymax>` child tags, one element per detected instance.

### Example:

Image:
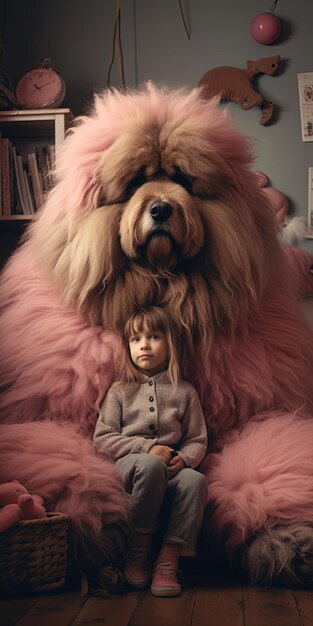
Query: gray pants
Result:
<box><xmin>116</xmin><ymin>453</ymin><xmax>207</xmax><ymax>552</ymax></box>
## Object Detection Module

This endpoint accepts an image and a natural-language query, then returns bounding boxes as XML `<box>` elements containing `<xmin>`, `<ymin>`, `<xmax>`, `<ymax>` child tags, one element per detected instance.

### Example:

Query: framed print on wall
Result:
<box><xmin>298</xmin><ymin>73</ymin><xmax>313</xmax><ymax>142</ymax></box>
<box><xmin>308</xmin><ymin>167</ymin><xmax>313</xmax><ymax>237</ymax></box>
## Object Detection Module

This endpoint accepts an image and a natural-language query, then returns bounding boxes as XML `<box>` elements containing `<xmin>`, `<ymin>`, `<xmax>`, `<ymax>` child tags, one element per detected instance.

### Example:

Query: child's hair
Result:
<box><xmin>116</xmin><ymin>306</ymin><xmax>184</xmax><ymax>387</ymax></box>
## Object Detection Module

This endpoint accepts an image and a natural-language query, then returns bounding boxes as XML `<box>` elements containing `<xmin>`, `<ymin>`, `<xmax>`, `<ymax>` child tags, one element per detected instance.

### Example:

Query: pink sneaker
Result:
<box><xmin>151</xmin><ymin>560</ymin><xmax>181</xmax><ymax>597</ymax></box>
<box><xmin>124</xmin><ymin>547</ymin><xmax>152</xmax><ymax>589</ymax></box>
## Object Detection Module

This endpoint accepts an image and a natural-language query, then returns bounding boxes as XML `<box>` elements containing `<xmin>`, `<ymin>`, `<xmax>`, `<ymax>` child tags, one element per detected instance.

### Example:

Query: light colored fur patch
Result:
<box><xmin>244</xmin><ymin>525</ymin><xmax>313</xmax><ymax>585</ymax></box>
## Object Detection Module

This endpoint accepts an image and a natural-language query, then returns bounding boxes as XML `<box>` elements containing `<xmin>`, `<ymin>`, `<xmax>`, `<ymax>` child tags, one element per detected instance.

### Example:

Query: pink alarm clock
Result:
<box><xmin>16</xmin><ymin>59</ymin><xmax>66</xmax><ymax>109</ymax></box>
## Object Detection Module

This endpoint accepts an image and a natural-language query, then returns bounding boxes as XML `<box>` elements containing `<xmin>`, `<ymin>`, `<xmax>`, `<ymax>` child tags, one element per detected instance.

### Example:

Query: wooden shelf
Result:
<box><xmin>0</xmin><ymin>214</ymin><xmax>33</xmax><ymax>220</ymax></box>
<box><xmin>0</xmin><ymin>107</ymin><xmax>71</xmax><ymax>117</ymax></box>
<box><xmin>0</xmin><ymin>109</ymin><xmax>72</xmax><ymax>265</ymax></box>
<box><xmin>0</xmin><ymin>108</ymin><xmax>73</xmax><ymax>160</ymax></box>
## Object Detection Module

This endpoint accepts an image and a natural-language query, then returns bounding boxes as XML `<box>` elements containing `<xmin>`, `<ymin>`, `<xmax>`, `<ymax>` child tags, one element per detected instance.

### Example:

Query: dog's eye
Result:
<box><xmin>127</xmin><ymin>174</ymin><xmax>147</xmax><ymax>195</ymax></box>
<box><xmin>134</xmin><ymin>174</ymin><xmax>147</xmax><ymax>187</ymax></box>
<box><xmin>100</xmin><ymin>173</ymin><xmax>147</xmax><ymax>205</ymax></box>
<box><xmin>171</xmin><ymin>169</ymin><xmax>193</xmax><ymax>193</ymax></box>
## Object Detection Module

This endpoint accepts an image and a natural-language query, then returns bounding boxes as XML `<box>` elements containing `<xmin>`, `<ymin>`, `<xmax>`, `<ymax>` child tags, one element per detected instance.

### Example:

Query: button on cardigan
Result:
<box><xmin>94</xmin><ymin>371</ymin><xmax>208</xmax><ymax>469</ymax></box>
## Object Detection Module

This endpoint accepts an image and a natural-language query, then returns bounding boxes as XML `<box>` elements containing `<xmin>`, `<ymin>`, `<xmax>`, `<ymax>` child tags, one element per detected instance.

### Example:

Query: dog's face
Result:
<box><xmin>119</xmin><ymin>179</ymin><xmax>204</xmax><ymax>266</ymax></box>
<box><xmin>98</xmin><ymin>114</ymin><xmax>228</xmax><ymax>269</ymax></box>
<box><xmin>36</xmin><ymin>85</ymin><xmax>279</xmax><ymax>331</ymax></box>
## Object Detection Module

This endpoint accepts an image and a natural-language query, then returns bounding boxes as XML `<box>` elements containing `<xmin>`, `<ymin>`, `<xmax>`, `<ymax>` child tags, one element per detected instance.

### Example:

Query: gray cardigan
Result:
<box><xmin>94</xmin><ymin>371</ymin><xmax>207</xmax><ymax>469</ymax></box>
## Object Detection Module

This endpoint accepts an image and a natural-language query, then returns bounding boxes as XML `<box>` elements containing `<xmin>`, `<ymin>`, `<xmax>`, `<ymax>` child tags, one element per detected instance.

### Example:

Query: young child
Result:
<box><xmin>93</xmin><ymin>306</ymin><xmax>208</xmax><ymax>597</ymax></box>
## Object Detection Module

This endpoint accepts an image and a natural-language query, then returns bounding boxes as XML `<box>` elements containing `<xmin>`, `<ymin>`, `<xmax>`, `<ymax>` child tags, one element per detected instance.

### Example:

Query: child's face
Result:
<box><xmin>128</xmin><ymin>323</ymin><xmax>168</xmax><ymax>376</ymax></box>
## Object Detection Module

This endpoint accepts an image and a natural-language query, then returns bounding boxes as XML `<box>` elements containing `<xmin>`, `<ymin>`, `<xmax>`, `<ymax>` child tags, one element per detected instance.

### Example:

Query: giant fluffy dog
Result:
<box><xmin>1</xmin><ymin>84</ymin><xmax>313</xmax><ymax>586</ymax></box>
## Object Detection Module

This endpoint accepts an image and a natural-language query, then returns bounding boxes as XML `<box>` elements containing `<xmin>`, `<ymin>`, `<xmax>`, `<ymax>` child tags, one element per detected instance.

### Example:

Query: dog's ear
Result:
<box><xmin>198</xmin><ymin>187</ymin><xmax>280</xmax><ymax>323</ymax></box>
<box><xmin>37</xmin><ymin>205</ymin><xmax>125</xmax><ymax>323</ymax></box>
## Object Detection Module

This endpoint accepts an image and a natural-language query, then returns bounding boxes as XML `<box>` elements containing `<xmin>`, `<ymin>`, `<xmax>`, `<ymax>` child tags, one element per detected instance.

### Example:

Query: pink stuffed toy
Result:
<box><xmin>0</xmin><ymin>480</ymin><xmax>46</xmax><ymax>532</ymax></box>
<box><xmin>254</xmin><ymin>171</ymin><xmax>307</xmax><ymax>245</ymax></box>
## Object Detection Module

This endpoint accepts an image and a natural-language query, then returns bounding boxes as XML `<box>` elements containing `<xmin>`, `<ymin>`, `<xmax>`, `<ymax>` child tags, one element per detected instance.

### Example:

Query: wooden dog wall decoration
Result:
<box><xmin>198</xmin><ymin>55</ymin><xmax>281</xmax><ymax>125</ymax></box>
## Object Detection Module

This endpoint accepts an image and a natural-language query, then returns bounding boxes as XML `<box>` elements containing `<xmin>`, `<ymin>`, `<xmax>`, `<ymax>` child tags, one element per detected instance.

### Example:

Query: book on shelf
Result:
<box><xmin>23</xmin><ymin>169</ymin><xmax>35</xmax><ymax>214</ymax></box>
<box><xmin>9</xmin><ymin>142</ymin><xmax>21</xmax><ymax>214</ymax></box>
<box><xmin>36</xmin><ymin>145</ymin><xmax>48</xmax><ymax>194</ymax></box>
<box><xmin>16</xmin><ymin>153</ymin><xmax>31</xmax><ymax>214</ymax></box>
<box><xmin>12</xmin><ymin>146</ymin><xmax>25</xmax><ymax>214</ymax></box>
<box><xmin>36</xmin><ymin>144</ymin><xmax>55</xmax><ymax>194</ymax></box>
<box><xmin>27</xmin><ymin>153</ymin><xmax>43</xmax><ymax>211</ymax></box>
<box><xmin>46</xmin><ymin>143</ymin><xmax>55</xmax><ymax>190</ymax></box>
<box><xmin>1</xmin><ymin>137</ymin><xmax>11</xmax><ymax>215</ymax></box>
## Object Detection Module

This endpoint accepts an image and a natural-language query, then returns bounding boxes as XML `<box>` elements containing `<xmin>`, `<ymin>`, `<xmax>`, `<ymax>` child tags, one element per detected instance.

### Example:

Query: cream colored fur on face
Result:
<box><xmin>38</xmin><ymin>103</ymin><xmax>278</xmax><ymax>350</ymax></box>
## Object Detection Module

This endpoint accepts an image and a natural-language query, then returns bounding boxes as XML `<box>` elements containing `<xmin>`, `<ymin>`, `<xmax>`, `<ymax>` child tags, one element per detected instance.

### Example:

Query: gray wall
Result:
<box><xmin>1</xmin><ymin>0</ymin><xmax>313</xmax><ymax>253</ymax></box>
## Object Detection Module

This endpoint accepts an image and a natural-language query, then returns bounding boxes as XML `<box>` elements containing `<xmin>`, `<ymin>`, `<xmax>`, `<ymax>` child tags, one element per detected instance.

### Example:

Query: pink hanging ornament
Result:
<box><xmin>251</xmin><ymin>2</ymin><xmax>281</xmax><ymax>44</ymax></box>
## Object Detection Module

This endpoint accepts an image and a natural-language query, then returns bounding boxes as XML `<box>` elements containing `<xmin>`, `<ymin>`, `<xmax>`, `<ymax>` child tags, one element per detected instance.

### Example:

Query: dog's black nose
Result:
<box><xmin>149</xmin><ymin>202</ymin><xmax>172</xmax><ymax>222</ymax></box>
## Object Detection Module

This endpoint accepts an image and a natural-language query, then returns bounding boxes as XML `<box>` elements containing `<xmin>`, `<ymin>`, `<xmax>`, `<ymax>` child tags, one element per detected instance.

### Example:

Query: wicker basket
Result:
<box><xmin>0</xmin><ymin>512</ymin><xmax>69</xmax><ymax>593</ymax></box>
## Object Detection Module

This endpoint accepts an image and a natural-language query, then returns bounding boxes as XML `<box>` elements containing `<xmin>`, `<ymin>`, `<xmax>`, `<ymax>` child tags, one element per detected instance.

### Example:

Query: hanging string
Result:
<box><xmin>106</xmin><ymin>9</ymin><xmax>118</xmax><ymax>87</ymax></box>
<box><xmin>270</xmin><ymin>0</ymin><xmax>279</xmax><ymax>13</ymax></box>
<box><xmin>116</xmin><ymin>3</ymin><xmax>126</xmax><ymax>87</ymax></box>
<box><xmin>178</xmin><ymin>0</ymin><xmax>191</xmax><ymax>40</ymax></box>
<box><xmin>107</xmin><ymin>0</ymin><xmax>126</xmax><ymax>88</ymax></box>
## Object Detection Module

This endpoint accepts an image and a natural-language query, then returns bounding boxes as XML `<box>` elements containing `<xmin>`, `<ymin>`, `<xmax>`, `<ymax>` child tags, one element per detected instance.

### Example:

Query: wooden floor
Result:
<box><xmin>1</xmin><ymin>569</ymin><xmax>313</xmax><ymax>626</ymax></box>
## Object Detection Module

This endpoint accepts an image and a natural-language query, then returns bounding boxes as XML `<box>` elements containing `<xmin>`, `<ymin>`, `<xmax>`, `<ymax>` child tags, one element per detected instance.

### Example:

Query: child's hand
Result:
<box><xmin>149</xmin><ymin>445</ymin><xmax>174</xmax><ymax>465</ymax></box>
<box><xmin>168</xmin><ymin>455</ymin><xmax>186</xmax><ymax>476</ymax></box>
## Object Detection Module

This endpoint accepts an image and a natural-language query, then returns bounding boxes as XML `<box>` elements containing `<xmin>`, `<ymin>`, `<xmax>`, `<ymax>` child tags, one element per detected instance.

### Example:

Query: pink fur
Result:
<box><xmin>0</xmin><ymin>421</ymin><xmax>130</xmax><ymax>537</ymax></box>
<box><xmin>191</xmin><ymin>271</ymin><xmax>313</xmax><ymax>437</ymax></box>
<box><xmin>0</xmin><ymin>242</ymin><xmax>118</xmax><ymax>431</ymax></box>
<box><xmin>204</xmin><ymin>413</ymin><xmax>313</xmax><ymax>546</ymax></box>
<box><xmin>0</xmin><ymin>84</ymin><xmax>313</xmax><ymax>569</ymax></box>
